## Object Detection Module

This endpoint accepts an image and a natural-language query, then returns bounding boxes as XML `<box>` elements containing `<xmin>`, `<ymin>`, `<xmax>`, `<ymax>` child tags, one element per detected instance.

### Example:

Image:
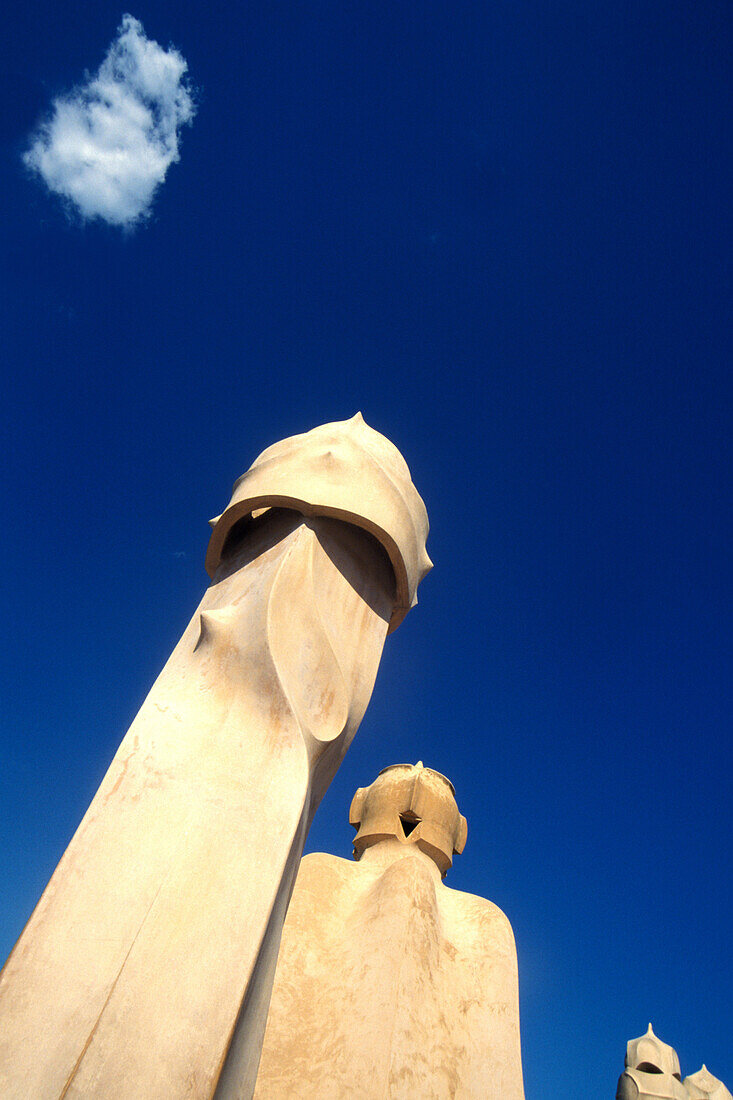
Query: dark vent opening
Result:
<box><xmin>399</xmin><ymin>813</ymin><xmax>421</xmax><ymax>838</ymax></box>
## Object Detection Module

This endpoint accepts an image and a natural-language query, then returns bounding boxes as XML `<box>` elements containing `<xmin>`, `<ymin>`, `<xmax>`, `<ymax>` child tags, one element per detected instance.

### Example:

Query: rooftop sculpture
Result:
<box><xmin>0</xmin><ymin>415</ymin><xmax>430</xmax><ymax>1100</ymax></box>
<box><xmin>684</xmin><ymin>1066</ymin><xmax>733</xmax><ymax>1100</ymax></box>
<box><xmin>616</xmin><ymin>1025</ymin><xmax>731</xmax><ymax>1100</ymax></box>
<box><xmin>253</xmin><ymin>762</ymin><xmax>525</xmax><ymax>1099</ymax></box>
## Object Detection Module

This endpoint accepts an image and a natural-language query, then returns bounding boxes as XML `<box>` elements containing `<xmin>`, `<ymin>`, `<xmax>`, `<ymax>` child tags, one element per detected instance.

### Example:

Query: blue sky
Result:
<box><xmin>1</xmin><ymin>2</ymin><xmax>730</xmax><ymax>1094</ymax></box>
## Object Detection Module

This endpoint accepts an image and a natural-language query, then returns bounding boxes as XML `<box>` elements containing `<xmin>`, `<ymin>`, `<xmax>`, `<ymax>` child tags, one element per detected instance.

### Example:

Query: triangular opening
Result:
<box><xmin>399</xmin><ymin>812</ymin><xmax>421</xmax><ymax>838</ymax></box>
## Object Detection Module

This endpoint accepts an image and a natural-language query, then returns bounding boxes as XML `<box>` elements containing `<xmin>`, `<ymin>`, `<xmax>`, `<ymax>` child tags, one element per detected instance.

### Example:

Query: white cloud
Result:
<box><xmin>24</xmin><ymin>15</ymin><xmax>195</xmax><ymax>228</ymax></box>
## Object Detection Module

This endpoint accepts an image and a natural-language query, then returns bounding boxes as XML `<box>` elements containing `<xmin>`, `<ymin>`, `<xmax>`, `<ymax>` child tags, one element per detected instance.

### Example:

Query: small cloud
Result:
<box><xmin>24</xmin><ymin>14</ymin><xmax>195</xmax><ymax>228</ymax></box>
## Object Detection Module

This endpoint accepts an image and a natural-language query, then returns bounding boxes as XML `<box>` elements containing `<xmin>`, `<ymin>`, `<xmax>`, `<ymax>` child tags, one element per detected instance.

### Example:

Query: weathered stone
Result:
<box><xmin>616</xmin><ymin>1025</ymin><xmax>688</xmax><ymax>1100</ymax></box>
<box><xmin>0</xmin><ymin>415</ymin><xmax>430</xmax><ymax>1100</ymax></box>
<box><xmin>684</xmin><ymin>1066</ymin><xmax>733</xmax><ymax>1100</ymax></box>
<box><xmin>253</xmin><ymin>763</ymin><xmax>525</xmax><ymax>1100</ymax></box>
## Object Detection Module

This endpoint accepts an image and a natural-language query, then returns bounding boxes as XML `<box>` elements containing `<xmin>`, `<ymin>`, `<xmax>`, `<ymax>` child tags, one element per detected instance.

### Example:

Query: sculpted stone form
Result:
<box><xmin>684</xmin><ymin>1067</ymin><xmax>733</xmax><ymax>1100</ymax></box>
<box><xmin>349</xmin><ymin>760</ymin><xmax>467</xmax><ymax>875</ymax></box>
<box><xmin>616</xmin><ymin>1025</ymin><xmax>687</xmax><ymax>1100</ymax></box>
<box><xmin>205</xmin><ymin>412</ymin><xmax>432</xmax><ymax>632</ymax></box>
<box><xmin>616</xmin><ymin>1026</ymin><xmax>731</xmax><ymax>1100</ymax></box>
<box><xmin>0</xmin><ymin>415</ymin><xmax>430</xmax><ymax>1100</ymax></box>
<box><xmin>253</xmin><ymin>763</ymin><xmax>525</xmax><ymax>1100</ymax></box>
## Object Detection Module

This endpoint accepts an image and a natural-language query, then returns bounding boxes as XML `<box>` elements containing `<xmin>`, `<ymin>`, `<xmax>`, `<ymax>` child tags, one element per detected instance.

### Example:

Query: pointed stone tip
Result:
<box><xmin>208</xmin><ymin>515</ymin><xmax>221</xmax><ymax>529</ymax></box>
<box><xmin>416</xmin><ymin>760</ymin><xmax>424</xmax><ymax>769</ymax></box>
<box><xmin>195</xmin><ymin>606</ymin><xmax>237</xmax><ymax>651</ymax></box>
<box><xmin>647</xmin><ymin>1022</ymin><xmax>654</xmax><ymax>1034</ymax></box>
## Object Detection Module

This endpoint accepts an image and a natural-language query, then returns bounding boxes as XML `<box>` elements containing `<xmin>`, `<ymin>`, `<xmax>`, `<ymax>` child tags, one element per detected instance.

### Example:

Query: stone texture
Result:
<box><xmin>253</xmin><ymin>763</ymin><xmax>525</xmax><ymax>1100</ymax></box>
<box><xmin>205</xmin><ymin>411</ymin><xmax>432</xmax><ymax>633</ymax></box>
<box><xmin>0</xmin><ymin>415</ymin><xmax>430</xmax><ymax>1100</ymax></box>
<box><xmin>616</xmin><ymin>1025</ymin><xmax>687</xmax><ymax>1100</ymax></box>
<box><xmin>615</xmin><ymin>1025</ymin><xmax>733</xmax><ymax>1100</ymax></box>
<box><xmin>684</xmin><ymin>1067</ymin><xmax>733</xmax><ymax>1100</ymax></box>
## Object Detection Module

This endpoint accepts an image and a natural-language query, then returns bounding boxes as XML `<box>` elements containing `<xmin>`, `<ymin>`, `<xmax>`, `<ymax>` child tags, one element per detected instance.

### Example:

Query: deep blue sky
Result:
<box><xmin>2</xmin><ymin>2</ymin><xmax>730</xmax><ymax>1094</ymax></box>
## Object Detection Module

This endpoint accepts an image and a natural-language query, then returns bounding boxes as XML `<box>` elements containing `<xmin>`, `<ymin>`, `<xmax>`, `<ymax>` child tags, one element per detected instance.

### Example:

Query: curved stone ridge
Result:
<box><xmin>349</xmin><ymin>760</ymin><xmax>468</xmax><ymax>876</ymax></box>
<box><xmin>626</xmin><ymin>1023</ymin><xmax>682</xmax><ymax>1078</ymax></box>
<box><xmin>616</xmin><ymin>1025</ymin><xmax>731</xmax><ymax>1100</ymax></box>
<box><xmin>684</xmin><ymin>1067</ymin><xmax>733</xmax><ymax>1100</ymax></box>
<box><xmin>205</xmin><ymin>412</ymin><xmax>432</xmax><ymax>631</ymax></box>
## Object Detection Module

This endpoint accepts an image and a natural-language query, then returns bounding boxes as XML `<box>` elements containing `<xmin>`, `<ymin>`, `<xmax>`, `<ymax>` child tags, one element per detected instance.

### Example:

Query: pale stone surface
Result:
<box><xmin>616</xmin><ymin>1023</ymin><xmax>687</xmax><ymax>1099</ymax></box>
<box><xmin>205</xmin><ymin>411</ymin><xmax>432</xmax><ymax>633</ymax></box>
<box><xmin>684</xmin><ymin>1067</ymin><xmax>733</xmax><ymax>1099</ymax></box>
<box><xmin>350</xmin><ymin>761</ymin><xmax>467</xmax><ymax>876</ymax></box>
<box><xmin>253</xmin><ymin>763</ymin><xmax>525</xmax><ymax>1100</ymax></box>
<box><xmin>614</xmin><ymin>1025</ymin><xmax>730</xmax><ymax>1100</ymax></box>
<box><xmin>617</xmin><ymin>1068</ymin><xmax>689</xmax><ymax>1100</ymax></box>
<box><xmin>0</xmin><ymin>416</ymin><xmax>430</xmax><ymax>1100</ymax></box>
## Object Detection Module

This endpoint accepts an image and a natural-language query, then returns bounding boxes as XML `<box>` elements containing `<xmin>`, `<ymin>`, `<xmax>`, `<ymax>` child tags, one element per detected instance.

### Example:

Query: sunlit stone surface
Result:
<box><xmin>253</xmin><ymin>763</ymin><xmax>525</xmax><ymax>1100</ymax></box>
<box><xmin>684</xmin><ymin>1066</ymin><xmax>733</xmax><ymax>1100</ymax></box>
<box><xmin>616</xmin><ymin>1025</ymin><xmax>731</xmax><ymax>1100</ymax></box>
<box><xmin>0</xmin><ymin>415</ymin><xmax>430</xmax><ymax>1100</ymax></box>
